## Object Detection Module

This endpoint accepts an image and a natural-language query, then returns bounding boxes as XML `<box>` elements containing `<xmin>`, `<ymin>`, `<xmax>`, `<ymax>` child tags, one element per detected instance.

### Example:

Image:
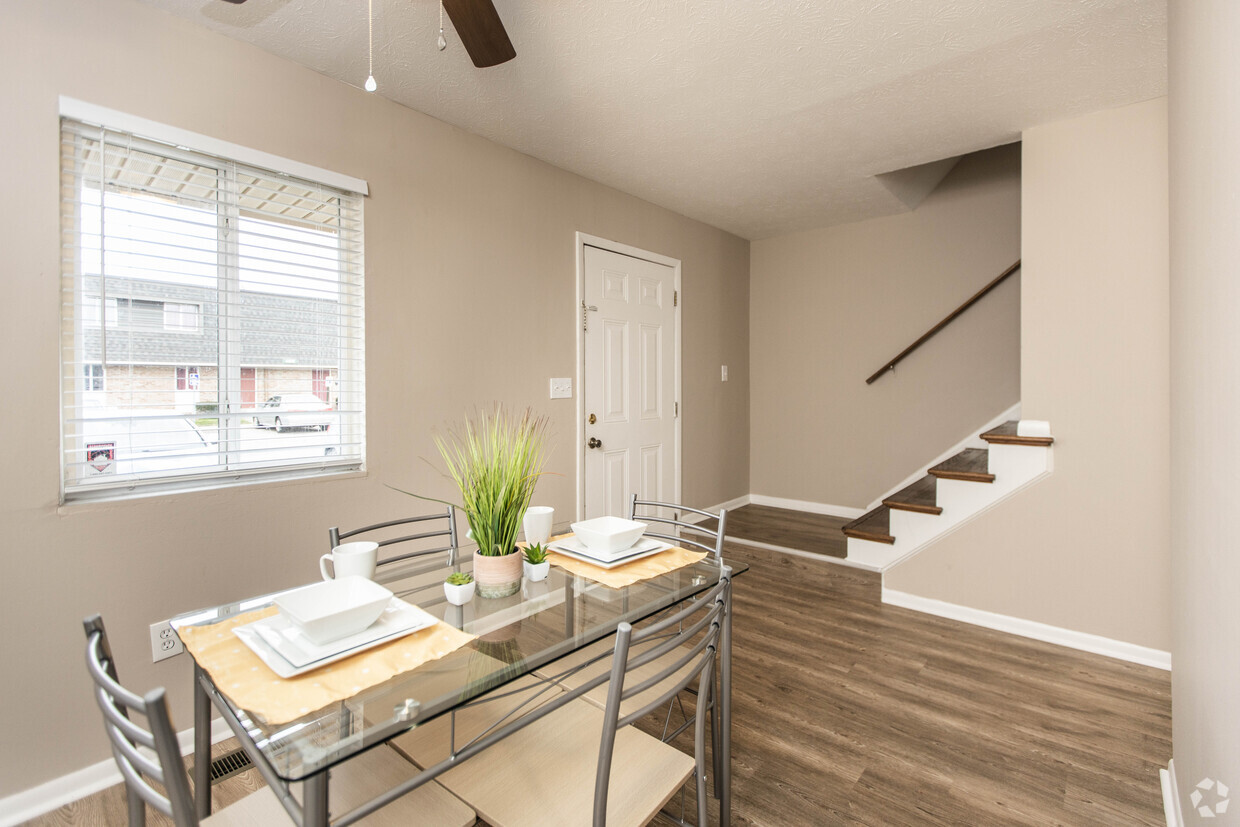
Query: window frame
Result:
<box><xmin>59</xmin><ymin>102</ymin><xmax>368</xmax><ymax>504</ymax></box>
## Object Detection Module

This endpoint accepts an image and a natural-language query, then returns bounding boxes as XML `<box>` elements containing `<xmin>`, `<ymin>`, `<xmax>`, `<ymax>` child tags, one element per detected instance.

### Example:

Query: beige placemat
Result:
<box><xmin>178</xmin><ymin>606</ymin><xmax>476</xmax><ymax>725</ymax></box>
<box><xmin>544</xmin><ymin>534</ymin><xmax>707</xmax><ymax>589</ymax></box>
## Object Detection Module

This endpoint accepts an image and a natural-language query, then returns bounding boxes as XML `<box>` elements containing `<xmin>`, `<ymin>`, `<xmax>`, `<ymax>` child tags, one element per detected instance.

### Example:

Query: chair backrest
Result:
<box><xmin>329</xmin><ymin>507</ymin><xmax>459</xmax><ymax>567</ymax></box>
<box><xmin>83</xmin><ymin>614</ymin><xmax>198</xmax><ymax>827</ymax></box>
<box><xmin>629</xmin><ymin>495</ymin><xmax>728</xmax><ymax>560</ymax></box>
<box><xmin>591</xmin><ymin>568</ymin><xmax>731</xmax><ymax>825</ymax></box>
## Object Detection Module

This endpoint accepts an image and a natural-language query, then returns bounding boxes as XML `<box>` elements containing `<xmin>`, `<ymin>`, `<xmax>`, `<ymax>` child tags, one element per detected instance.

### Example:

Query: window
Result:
<box><xmin>60</xmin><ymin>111</ymin><xmax>366</xmax><ymax>502</ymax></box>
<box><xmin>175</xmin><ymin>366</ymin><xmax>200</xmax><ymax>392</ymax></box>
<box><xmin>164</xmin><ymin>302</ymin><xmax>201</xmax><ymax>332</ymax></box>
<box><xmin>83</xmin><ymin>364</ymin><xmax>105</xmax><ymax>391</ymax></box>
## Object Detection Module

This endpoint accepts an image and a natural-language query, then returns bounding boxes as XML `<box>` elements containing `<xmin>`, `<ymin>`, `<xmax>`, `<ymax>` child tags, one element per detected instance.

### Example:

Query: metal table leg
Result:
<box><xmin>720</xmin><ymin>579</ymin><xmax>733</xmax><ymax>825</ymax></box>
<box><xmin>193</xmin><ymin>663</ymin><xmax>212</xmax><ymax>820</ymax></box>
<box><xmin>304</xmin><ymin>771</ymin><xmax>330</xmax><ymax>827</ymax></box>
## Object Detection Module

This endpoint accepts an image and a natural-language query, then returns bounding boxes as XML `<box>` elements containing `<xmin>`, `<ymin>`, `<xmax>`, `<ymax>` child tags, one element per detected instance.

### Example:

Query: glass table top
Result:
<box><xmin>172</xmin><ymin>551</ymin><xmax>746</xmax><ymax>781</ymax></box>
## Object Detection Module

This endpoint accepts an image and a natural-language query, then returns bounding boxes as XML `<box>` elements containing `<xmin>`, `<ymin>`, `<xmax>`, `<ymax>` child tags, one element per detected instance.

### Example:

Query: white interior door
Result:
<box><xmin>582</xmin><ymin>244</ymin><xmax>677</xmax><ymax>519</ymax></box>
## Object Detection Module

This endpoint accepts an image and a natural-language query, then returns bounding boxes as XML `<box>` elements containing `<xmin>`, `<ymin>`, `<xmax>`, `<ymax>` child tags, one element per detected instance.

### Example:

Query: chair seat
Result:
<box><xmin>402</xmin><ymin>696</ymin><xmax>694</xmax><ymax>827</ymax></box>
<box><xmin>393</xmin><ymin>672</ymin><xmax>568</xmax><ymax>766</ymax></box>
<box><xmin>535</xmin><ymin>635</ymin><xmax>702</xmax><ymax>720</ymax></box>
<box><xmin>203</xmin><ymin>744</ymin><xmax>474</xmax><ymax>827</ymax></box>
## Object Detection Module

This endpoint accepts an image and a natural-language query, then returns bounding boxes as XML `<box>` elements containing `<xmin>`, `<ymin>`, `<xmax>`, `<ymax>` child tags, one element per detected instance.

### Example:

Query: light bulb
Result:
<box><xmin>364</xmin><ymin>75</ymin><xmax>377</xmax><ymax>92</ymax></box>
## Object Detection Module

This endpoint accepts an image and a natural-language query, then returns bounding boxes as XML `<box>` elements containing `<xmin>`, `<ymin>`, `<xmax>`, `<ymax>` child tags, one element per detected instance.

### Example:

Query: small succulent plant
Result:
<box><xmin>523</xmin><ymin>543</ymin><xmax>549</xmax><ymax>565</ymax></box>
<box><xmin>446</xmin><ymin>571</ymin><xmax>474</xmax><ymax>586</ymax></box>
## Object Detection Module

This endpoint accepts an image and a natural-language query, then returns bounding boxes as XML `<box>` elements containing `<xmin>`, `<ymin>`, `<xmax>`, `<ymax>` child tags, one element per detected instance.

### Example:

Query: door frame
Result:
<box><xmin>575</xmin><ymin>233</ymin><xmax>682</xmax><ymax>522</ymax></box>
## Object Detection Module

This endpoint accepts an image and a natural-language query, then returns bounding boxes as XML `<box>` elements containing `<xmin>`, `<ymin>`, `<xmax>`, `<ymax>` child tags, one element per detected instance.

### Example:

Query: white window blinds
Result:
<box><xmin>60</xmin><ymin>117</ymin><xmax>366</xmax><ymax>501</ymax></box>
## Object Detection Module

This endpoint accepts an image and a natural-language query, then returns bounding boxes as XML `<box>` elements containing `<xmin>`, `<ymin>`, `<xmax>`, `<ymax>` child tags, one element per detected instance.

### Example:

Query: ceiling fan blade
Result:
<box><xmin>442</xmin><ymin>0</ymin><xmax>516</xmax><ymax>68</ymax></box>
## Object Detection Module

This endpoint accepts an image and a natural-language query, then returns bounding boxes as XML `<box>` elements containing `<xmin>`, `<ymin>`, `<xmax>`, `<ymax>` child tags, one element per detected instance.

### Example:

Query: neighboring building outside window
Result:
<box><xmin>83</xmin><ymin>363</ymin><xmax>104</xmax><ymax>391</ymax></box>
<box><xmin>59</xmin><ymin>108</ymin><xmax>367</xmax><ymax>502</ymax></box>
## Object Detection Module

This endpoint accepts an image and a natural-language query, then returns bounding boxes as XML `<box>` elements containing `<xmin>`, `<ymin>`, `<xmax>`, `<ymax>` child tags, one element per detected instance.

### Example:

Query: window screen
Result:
<box><xmin>60</xmin><ymin>118</ymin><xmax>366</xmax><ymax>501</ymax></box>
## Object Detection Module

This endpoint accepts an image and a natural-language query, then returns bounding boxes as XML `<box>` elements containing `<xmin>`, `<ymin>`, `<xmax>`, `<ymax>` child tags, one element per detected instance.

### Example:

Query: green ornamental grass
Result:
<box><xmin>397</xmin><ymin>406</ymin><xmax>550</xmax><ymax>558</ymax></box>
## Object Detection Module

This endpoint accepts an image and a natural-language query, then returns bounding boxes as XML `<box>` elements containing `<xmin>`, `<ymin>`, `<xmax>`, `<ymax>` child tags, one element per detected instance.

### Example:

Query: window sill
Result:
<box><xmin>59</xmin><ymin>462</ymin><xmax>366</xmax><ymax>509</ymax></box>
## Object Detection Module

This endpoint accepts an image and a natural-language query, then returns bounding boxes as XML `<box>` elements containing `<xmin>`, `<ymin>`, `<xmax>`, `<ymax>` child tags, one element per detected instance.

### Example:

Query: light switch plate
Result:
<box><xmin>550</xmin><ymin>378</ymin><xmax>573</xmax><ymax>399</ymax></box>
<box><xmin>721</xmin><ymin>365</ymin><xmax>729</xmax><ymax>382</ymax></box>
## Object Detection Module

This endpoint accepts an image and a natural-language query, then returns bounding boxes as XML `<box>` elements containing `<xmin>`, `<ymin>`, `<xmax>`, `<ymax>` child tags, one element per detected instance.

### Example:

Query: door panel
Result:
<box><xmin>584</xmin><ymin>245</ymin><xmax>676</xmax><ymax>519</ymax></box>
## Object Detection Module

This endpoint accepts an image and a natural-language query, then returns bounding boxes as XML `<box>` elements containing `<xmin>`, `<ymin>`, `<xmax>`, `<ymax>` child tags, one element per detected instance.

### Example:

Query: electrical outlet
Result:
<box><xmin>150</xmin><ymin>620</ymin><xmax>184</xmax><ymax>662</ymax></box>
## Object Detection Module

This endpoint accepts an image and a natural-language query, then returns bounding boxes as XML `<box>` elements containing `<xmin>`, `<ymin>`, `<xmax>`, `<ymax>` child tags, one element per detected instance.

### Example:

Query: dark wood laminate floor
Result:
<box><xmin>34</xmin><ymin>542</ymin><xmax>1170</xmax><ymax>827</ymax></box>
<box><xmin>651</xmin><ymin>542</ymin><xmax>1171</xmax><ymax>826</ymax></box>
<box><xmin>724</xmin><ymin>504</ymin><xmax>850</xmax><ymax>558</ymax></box>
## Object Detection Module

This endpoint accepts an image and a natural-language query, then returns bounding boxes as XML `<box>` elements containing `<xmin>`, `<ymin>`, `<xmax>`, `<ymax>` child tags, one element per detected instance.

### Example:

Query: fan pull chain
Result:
<box><xmin>364</xmin><ymin>0</ymin><xmax>377</xmax><ymax>91</ymax></box>
<box><xmin>438</xmin><ymin>1</ymin><xmax>447</xmax><ymax>50</ymax></box>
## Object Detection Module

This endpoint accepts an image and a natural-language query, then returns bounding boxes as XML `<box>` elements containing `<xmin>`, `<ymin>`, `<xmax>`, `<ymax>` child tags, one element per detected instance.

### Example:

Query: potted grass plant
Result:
<box><xmin>403</xmin><ymin>406</ymin><xmax>550</xmax><ymax>598</ymax></box>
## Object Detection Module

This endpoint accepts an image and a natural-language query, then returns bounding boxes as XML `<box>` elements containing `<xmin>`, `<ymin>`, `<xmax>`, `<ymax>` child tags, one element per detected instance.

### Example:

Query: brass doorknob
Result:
<box><xmin>587</xmin><ymin>437</ymin><xmax>602</xmax><ymax>449</ymax></box>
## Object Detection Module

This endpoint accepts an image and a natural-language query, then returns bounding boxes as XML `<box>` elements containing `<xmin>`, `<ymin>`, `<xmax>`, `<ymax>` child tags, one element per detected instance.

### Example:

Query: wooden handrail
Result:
<box><xmin>866</xmin><ymin>260</ymin><xmax>1021</xmax><ymax>385</ymax></box>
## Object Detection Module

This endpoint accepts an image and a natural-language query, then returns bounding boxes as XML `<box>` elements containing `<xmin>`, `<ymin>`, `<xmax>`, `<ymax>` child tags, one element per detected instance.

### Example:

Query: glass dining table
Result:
<box><xmin>171</xmin><ymin>550</ymin><xmax>745</xmax><ymax>827</ymax></box>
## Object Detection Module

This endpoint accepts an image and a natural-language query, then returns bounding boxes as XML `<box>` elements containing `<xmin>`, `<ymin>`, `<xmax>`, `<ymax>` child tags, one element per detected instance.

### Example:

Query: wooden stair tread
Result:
<box><xmin>980</xmin><ymin>420</ymin><xmax>1054</xmax><ymax>447</ymax></box>
<box><xmin>928</xmin><ymin>448</ymin><xmax>995</xmax><ymax>483</ymax></box>
<box><xmin>841</xmin><ymin>506</ymin><xmax>894</xmax><ymax>544</ymax></box>
<box><xmin>883</xmin><ymin>475</ymin><xmax>942</xmax><ymax>515</ymax></box>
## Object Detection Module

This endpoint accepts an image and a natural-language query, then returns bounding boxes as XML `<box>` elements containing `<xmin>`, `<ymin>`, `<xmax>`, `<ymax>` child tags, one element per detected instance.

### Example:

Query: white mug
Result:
<box><xmin>321</xmin><ymin>541</ymin><xmax>379</xmax><ymax>580</ymax></box>
<box><xmin>523</xmin><ymin>506</ymin><xmax>555</xmax><ymax>547</ymax></box>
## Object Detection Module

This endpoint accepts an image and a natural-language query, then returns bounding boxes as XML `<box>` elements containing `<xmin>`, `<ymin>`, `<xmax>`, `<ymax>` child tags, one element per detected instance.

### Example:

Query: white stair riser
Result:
<box><xmin>847</xmin><ymin>443</ymin><xmax>1052</xmax><ymax>570</ymax></box>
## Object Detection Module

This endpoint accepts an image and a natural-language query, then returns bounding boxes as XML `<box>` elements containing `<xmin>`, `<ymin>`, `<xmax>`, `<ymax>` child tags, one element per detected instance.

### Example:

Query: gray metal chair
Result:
<box><xmin>629</xmin><ymin>495</ymin><xmax>728</xmax><ymax>560</ymax></box>
<box><xmin>83</xmin><ymin>614</ymin><xmax>289</xmax><ymax>826</ymax></box>
<box><xmin>84</xmin><ymin>615</ymin><xmax>477</xmax><ymax>827</ymax></box>
<box><xmin>329</xmin><ymin>507</ymin><xmax>459</xmax><ymax>567</ymax></box>
<box><xmin>393</xmin><ymin>569</ymin><xmax>732</xmax><ymax>826</ymax></box>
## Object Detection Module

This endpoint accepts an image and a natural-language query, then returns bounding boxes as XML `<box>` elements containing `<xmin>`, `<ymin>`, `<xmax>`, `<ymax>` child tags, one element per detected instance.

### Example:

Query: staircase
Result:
<box><xmin>841</xmin><ymin>421</ymin><xmax>1054</xmax><ymax>570</ymax></box>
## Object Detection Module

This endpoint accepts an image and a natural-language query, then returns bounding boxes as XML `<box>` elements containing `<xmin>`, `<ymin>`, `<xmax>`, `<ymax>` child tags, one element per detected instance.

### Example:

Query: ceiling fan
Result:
<box><xmin>218</xmin><ymin>0</ymin><xmax>516</xmax><ymax>68</ymax></box>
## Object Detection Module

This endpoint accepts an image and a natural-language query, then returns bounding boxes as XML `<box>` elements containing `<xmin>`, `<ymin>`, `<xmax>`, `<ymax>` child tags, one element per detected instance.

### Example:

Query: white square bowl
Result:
<box><xmin>274</xmin><ymin>577</ymin><xmax>393</xmax><ymax>645</ymax></box>
<box><xmin>570</xmin><ymin>516</ymin><xmax>648</xmax><ymax>555</ymax></box>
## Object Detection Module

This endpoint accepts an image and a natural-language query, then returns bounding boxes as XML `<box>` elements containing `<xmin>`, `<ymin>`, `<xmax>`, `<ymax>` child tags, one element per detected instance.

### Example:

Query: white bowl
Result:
<box><xmin>570</xmin><ymin>516</ymin><xmax>648</xmax><ymax>555</ymax></box>
<box><xmin>274</xmin><ymin>576</ymin><xmax>393</xmax><ymax>645</ymax></box>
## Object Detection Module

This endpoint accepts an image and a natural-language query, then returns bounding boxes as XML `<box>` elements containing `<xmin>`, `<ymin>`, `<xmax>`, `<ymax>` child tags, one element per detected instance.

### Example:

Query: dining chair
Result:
<box><xmin>83</xmin><ymin>614</ymin><xmax>475</xmax><ymax>827</ymax></box>
<box><xmin>394</xmin><ymin>570</ymin><xmax>731</xmax><ymax>827</ymax></box>
<box><xmin>539</xmin><ymin>498</ymin><xmax>729</xmax><ymax>725</ymax></box>
<box><xmin>328</xmin><ymin>507</ymin><xmax>460</xmax><ymax>568</ymax></box>
<box><xmin>629</xmin><ymin>495</ymin><xmax>728</xmax><ymax>560</ymax></box>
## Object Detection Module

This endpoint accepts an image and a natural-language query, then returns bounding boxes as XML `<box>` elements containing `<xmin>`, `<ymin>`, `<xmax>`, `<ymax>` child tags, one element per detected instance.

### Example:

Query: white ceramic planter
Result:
<box><xmin>523</xmin><ymin>560</ymin><xmax>550</xmax><ymax>582</ymax></box>
<box><xmin>444</xmin><ymin>580</ymin><xmax>476</xmax><ymax>606</ymax></box>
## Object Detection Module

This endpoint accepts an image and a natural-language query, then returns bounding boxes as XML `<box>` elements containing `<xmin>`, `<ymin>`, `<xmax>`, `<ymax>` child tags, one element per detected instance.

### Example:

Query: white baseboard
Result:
<box><xmin>881</xmin><ymin>587</ymin><xmax>1172</xmax><ymax>670</ymax></box>
<box><xmin>1</xmin><ymin>717</ymin><xmax>234</xmax><ymax>827</ymax></box>
<box><xmin>1161</xmin><ymin>759</ymin><xmax>1184</xmax><ymax>827</ymax></box>
<box><xmin>865</xmin><ymin>401</ymin><xmax>1022</xmax><ymax>512</ymax></box>
<box><xmin>748</xmin><ymin>494</ymin><xmax>864</xmax><ymax>520</ymax></box>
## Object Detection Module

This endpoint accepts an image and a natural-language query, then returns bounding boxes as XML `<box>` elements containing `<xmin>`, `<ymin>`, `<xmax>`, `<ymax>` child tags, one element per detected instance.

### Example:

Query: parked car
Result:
<box><xmin>252</xmin><ymin>393</ymin><xmax>334</xmax><ymax>431</ymax></box>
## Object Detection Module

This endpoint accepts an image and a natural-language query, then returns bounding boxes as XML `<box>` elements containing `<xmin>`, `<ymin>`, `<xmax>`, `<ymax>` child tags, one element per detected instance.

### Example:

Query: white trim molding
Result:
<box><xmin>0</xmin><ymin>717</ymin><xmax>233</xmax><ymax>827</ymax></box>
<box><xmin>881</xmin><ymin>588</ymin><xmax>1172</xmax><ymax>670</ymax></box>
<box><xmin>1161</xmin><ymin>759</ymin><xmax>1185</xmax><ymax>827</ymax></box>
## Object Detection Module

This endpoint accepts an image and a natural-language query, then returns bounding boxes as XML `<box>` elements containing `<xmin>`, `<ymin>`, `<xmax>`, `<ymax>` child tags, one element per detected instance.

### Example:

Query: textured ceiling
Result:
<box><xmin>138</xmin><ymin>0</ymin><xmax>1167</xmax><ymax>239</ymax></box>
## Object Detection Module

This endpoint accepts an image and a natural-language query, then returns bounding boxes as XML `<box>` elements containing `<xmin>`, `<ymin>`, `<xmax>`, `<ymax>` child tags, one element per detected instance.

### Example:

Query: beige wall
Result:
<box><xmin>886</xmin><ymin>98</ymin><xmax>1171</xmax><ymax>651</ymax></box>
<box><xmin>0</xmin><ymin>0</ymin><xmax>749</xmax><ymax>796</ymax></box>
<box><xmin>1169</xmin><ymin>0</ymin><xmax>1240</xmax><ymax>805</ymax></box>
<box><xmin>750</xmin><ymin>145</ymin><xmax>1021</xmax><ymax>508</ymax></box>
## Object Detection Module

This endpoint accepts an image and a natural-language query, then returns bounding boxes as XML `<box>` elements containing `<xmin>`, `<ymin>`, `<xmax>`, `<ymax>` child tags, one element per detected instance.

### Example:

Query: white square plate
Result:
<box><xmin>548</xmin><ymin>536</ymin><xmax>673</xmax><ymax>569</ymax></box>
<box><xmin>234</xmin><ymin>598</ymin><xmax>436</xmax><ymax>678</ymax></box>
